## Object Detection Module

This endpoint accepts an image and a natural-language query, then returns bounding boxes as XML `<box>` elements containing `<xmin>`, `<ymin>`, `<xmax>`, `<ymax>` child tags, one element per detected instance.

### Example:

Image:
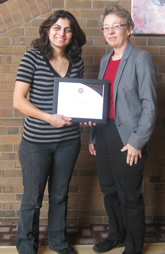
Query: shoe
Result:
<box><xmin>57</xmin><ymin>246</ymin><xmax>76</xmax><ymax>254</ymax></box>
<box><xmin>93</xmin><ymin>238</ymin><xmax>125</xmax><ymax>253</ymax></box>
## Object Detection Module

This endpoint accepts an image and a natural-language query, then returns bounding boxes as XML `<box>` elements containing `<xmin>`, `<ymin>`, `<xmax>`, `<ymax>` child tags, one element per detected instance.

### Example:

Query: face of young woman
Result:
<box><xmin>48</xmin><ymin>18</ymin><xmax>72</xmax><ymax>50</ymax></box>
<box><xmin>102</xmin><ymin>14</ymin><xmax>132</xmax><ymax>50</ymax></box>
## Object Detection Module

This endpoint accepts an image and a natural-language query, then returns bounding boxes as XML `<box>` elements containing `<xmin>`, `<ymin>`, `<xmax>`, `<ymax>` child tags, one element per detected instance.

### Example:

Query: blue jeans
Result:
<box><xmin>16</xmin><ymin>138</ymin><xmax>81</xmax><ymax>254</ymax></box>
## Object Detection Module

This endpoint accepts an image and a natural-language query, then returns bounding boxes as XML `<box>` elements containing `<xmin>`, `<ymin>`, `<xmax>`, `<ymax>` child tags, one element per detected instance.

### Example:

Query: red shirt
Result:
<box><xmin>103</xmin><ymin>57</ymin><xmax>120</xmax><ymax>119</ymax></box>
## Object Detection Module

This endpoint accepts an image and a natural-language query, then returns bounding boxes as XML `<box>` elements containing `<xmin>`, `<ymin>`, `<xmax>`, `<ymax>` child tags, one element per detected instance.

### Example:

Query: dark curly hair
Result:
<box><xmin>31</xmin><ymin>10</ymin><xmax>86</xmax><ymax>62</ymax></box>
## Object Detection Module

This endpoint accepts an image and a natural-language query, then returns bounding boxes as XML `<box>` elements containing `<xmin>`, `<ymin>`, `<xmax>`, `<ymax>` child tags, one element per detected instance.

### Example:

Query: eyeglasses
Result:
<box><xmin>53</xmin><ymin>25</ymin><xmax>72</xmax><ymax>34</ymax></box>
<box><xmin>101</xmin><ymin>24</ymin><xmax>127</xmax><ymax>33</ymax></box>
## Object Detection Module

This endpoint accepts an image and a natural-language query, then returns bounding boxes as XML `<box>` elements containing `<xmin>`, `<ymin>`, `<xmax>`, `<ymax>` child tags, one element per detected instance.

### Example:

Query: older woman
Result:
<box><xmin>89</xmin><ymin>5</ymin><xmax>157</xmax><ymax>254</ymax></box>
<box><xmin>13</xmin><ymin>10</ymin><xmax>86</xmax><ymax>254</ymax></box>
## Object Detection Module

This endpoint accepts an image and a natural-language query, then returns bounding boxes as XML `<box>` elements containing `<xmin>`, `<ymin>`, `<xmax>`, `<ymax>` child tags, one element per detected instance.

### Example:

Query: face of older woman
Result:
<box><xmin>102</xmin><ymin>14</ymin><xmax>132</xmax><ymax>50</ymax></box>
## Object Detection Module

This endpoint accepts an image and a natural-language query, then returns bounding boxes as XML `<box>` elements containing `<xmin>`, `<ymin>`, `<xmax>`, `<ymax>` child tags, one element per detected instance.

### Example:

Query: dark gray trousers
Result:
<box><xmin>96</xmin><ymin>119</ymin><xmax>146</xmax><ymax>254</ymax></box>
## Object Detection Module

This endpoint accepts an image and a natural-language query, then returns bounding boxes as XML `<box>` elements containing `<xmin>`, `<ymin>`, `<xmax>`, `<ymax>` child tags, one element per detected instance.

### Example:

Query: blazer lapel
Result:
<box><xmin>98</xmin><ymin>42</ymin><xmax>134</xmax><ymax>115</ymax></box>
<box><xmin>113</xmin><ymin>42</ymin><xmax>134</xmax><ymax>109</ymax></box>
<box><xmin>98</xmin><ymin>52</ymin><xmax>113</xmax><ymax>79</ymax></box>
<box><xmin>113</xmin><ymin>60</ymin><xmax>127</xmax><ymax>108</ymax></box>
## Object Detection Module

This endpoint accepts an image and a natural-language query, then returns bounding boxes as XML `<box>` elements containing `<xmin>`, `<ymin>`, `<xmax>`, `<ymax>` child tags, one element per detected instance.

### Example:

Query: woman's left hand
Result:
<box><xmin>121</xmin><ymin>144</ymin><xmax>142</xmax><ymax>166</ymax></box>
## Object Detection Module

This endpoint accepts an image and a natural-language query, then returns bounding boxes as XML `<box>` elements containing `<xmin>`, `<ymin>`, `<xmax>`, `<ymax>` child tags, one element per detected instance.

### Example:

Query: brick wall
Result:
<box><xmin>0</xmin><ymin>0</ymin><xmax>165</xmax><ymax>226</ymax></box>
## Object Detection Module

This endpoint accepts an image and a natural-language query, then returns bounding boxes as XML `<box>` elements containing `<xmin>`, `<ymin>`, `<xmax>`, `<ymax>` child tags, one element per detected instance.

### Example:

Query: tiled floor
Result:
<box><xmin>1</xmin><ymin>244</ymin><xmax>165</xmax><ymax>254</ymax></box>
<box><xmin>0</xmin><ymin>224</ymin><xmax>164</xmax><ymax>247</ymax></box>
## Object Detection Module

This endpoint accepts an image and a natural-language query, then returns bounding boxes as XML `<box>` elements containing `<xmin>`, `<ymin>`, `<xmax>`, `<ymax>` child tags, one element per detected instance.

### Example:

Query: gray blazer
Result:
<box><xmin>91</xmin><ymin>42</ymin><xmax>157</xmax><ymax>150</ymax></box>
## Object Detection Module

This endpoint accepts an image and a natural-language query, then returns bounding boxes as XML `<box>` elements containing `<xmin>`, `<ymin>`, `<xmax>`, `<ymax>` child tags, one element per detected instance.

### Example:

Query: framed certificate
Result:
<box><xmin>53</xmin><ymin>77</ymin><xmax>109</xmax><ymax>123</ymax></box>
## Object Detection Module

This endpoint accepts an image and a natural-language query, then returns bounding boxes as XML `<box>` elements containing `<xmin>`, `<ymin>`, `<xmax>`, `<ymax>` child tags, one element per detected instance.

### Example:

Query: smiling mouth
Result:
<box><xmin>56</xmin><ymin>37</ymin><xmax>65</xmax><ymax>41</ymax></box>
<box><xmin>108</xmin><ymin>37</ymin><xmax>117</xmax><ymax>41</ymax></box>
<box><xmin>109</xmin><ymin>36</ymin><xmax>116</xmax><ymax>39</ymax></box>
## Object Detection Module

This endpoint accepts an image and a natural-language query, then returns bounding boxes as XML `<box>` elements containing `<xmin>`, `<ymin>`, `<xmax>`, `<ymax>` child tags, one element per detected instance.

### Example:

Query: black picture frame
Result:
<box><xmin>53</xmin><ymin>77</ymin><xmax>109</xmax><ymax>123</ymax></box>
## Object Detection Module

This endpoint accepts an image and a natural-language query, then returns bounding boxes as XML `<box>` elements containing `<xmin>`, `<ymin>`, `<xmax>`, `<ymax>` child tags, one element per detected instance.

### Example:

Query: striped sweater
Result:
<box><xmin>16</xmin><ymin>49</ymin><xmax>84</xmax><ymax>143</ymax></box>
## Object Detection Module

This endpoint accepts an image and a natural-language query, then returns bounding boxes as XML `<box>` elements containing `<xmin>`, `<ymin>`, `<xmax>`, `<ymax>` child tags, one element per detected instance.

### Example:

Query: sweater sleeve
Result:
<box><xmin>16</xmin><ymin>50</ymin><xmax>36</xmax><ymax>84</ymax></box>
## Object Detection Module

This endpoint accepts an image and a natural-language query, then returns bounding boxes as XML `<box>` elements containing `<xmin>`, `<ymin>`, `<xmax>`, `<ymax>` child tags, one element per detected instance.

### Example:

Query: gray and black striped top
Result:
<box><xmin>16</xmin><ymin>49</ymin><xmax>84</xmax><ymax>143</ymax></box>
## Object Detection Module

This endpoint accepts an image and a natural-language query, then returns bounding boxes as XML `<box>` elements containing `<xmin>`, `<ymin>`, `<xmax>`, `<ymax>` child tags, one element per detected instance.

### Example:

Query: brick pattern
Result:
<box><xmin>0</xmin><ymin>0</ymin><xmax>165</xmax><ymax>226</ymax></box>
<box><xmin>0</xmin><ymin>0</ymin><xmax>49</xmax><ymax>32</ymax></box>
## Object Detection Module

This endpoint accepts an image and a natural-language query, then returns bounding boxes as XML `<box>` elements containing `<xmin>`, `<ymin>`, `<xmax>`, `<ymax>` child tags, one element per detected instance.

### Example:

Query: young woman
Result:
<box><xmin>13</xmin><ymin>10</ymin><xmax>86</xmax><ymax>254</ymax></box>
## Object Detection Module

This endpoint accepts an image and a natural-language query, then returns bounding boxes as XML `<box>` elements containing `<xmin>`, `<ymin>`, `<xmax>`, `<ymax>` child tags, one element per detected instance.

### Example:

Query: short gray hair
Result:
<box><xmin>101</xmin><ymin>5</ymin><xmax>134</xmax><ymax>30</ymax></box>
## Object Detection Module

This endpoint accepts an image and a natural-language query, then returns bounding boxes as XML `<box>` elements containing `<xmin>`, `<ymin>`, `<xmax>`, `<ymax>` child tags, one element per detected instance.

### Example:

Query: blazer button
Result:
<box><xmin>118</xmin><ymin>123</ymin><xmax>121</xmax><ymax>126</ymax></box>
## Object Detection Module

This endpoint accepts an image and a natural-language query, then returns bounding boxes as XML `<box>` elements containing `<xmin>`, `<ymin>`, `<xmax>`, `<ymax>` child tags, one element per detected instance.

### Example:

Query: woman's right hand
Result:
<box><xmin>89</xmin><ymin>144</ymin><xmax>96</xmax><ymax>156</ymax></box>
<box><xmin>13</xmin><ymin>81</ymin><xmax>72</xmax><ymax>128</ymax></box>
<box><xmin>48</xmin><ymin>114</ymin><xmax>72</xmax><ymax>128</ymax></box>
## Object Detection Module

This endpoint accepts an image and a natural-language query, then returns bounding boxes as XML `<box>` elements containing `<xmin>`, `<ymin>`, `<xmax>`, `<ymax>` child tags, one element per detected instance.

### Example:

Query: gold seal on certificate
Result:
<box><xmin>53</xmin><ymin>77</ymin><xmax>109</xmax><ymax>123</ymax></box>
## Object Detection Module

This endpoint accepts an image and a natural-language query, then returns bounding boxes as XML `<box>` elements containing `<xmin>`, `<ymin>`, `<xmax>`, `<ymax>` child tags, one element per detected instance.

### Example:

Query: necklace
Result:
<box><xmin>58</xmin><ymin>58</ymin><xmax>65</xmax><ymax>73</ymax></box>
<box><xmin>51</xmin><ymin>57</ymin><xmax>65</xmax><ymax>74</ymax></box>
